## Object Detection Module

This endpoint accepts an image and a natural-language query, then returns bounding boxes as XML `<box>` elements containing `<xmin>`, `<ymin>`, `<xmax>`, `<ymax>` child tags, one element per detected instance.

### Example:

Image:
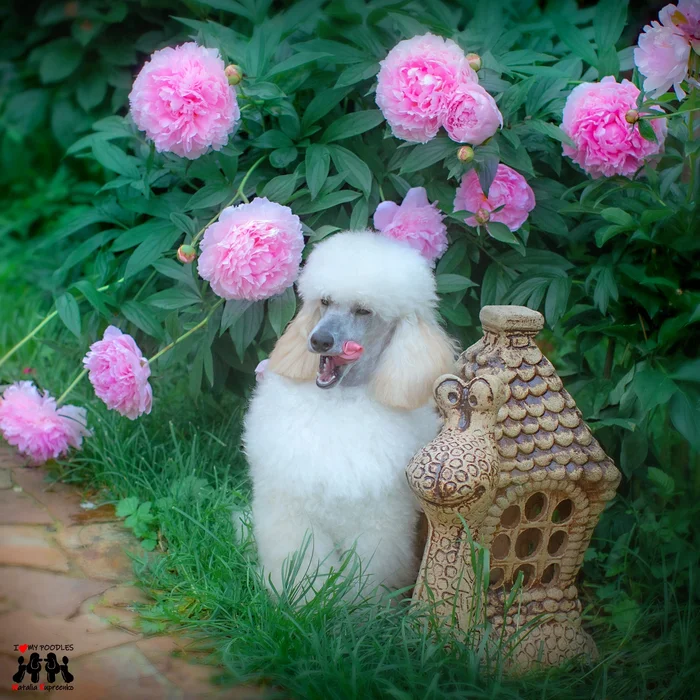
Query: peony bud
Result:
<box><xmin>457</xmin><ymin>145</ymin><xmax>474</xmax><ymax>163</ymax></box>
<box><xmin>475</xmin><ymin>208</ymin><xmax>490</xmax><ymax>225</ymax></box>
<box><xmin>177</xmin><ymin>244</ymin><xmax>196</xmax><ymax>264</ymax></box>
<box><xmin>224</xmin><ymin>64</ymin><xmax>243</xmax><ymax>86</ymax></box>
<box><xmin>466</xmin><ymin>53</ymin><xmax>482</xmax><ymax>72</ymax></box>
<box><xmin>64</xmin><ymin>1</ymin><xmax>79</xmax><ymax>17</ymax></box>
<box><xmin>625</xmin><ymin>109</ymin><xmax>639</xmax><ymax>124</ymax></box>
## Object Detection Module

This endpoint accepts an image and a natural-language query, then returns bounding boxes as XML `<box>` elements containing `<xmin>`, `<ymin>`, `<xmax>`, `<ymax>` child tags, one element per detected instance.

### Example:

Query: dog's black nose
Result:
<box><xmin>309</xmin><ymin>329</ymin><xmax>334</xmax><ymax>353</ymax></box>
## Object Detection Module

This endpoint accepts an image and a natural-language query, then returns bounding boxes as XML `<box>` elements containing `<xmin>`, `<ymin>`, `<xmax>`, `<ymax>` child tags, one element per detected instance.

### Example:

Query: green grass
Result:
<box><xmin>1</xmin><ymin>280</ymin><xmax>698</xmax><ymax>700</ymax></box>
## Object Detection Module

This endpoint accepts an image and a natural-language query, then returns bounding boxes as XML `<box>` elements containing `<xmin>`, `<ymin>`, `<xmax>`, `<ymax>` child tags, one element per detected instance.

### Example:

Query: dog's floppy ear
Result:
<box><xmin>371</xmin><ymin>313</ymin><xmax>457</xmax><ymax>411</ymax></box>
<box><xmin>267</xmin><ymin>301</ymin><xmax>320</xmax><ymax>381</ymax></box>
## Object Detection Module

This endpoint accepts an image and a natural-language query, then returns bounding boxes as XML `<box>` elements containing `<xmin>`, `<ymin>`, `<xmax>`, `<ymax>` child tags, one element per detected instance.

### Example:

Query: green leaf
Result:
<box><xmin>185</xmin><ymin>184</ymin><xmax>234</xmax><ymax>211</ymax></box>
<box><xmin>268</xmin><ymin>287</ymin><xmax>297</xmax><ymax>336</ymax></box>
<box><xmin>244</xmin><ymin>82</ymin><xmax>286</xmax><ymax>100</ymax></box>
<box><xmin>334</xmin><ymin>60</ymin><xmax>379</xmax><ymax>89</ymax></box>
<box><xmin>169</xmin><ymin>213</ymin><xmax>197</xmax><ymax>237</ymax></box>
<box><xmin>595</xmin><ymin>225</ymin><xmax>627</xmax><ymax>247</ymax></box>
<box><xmin>301</xmin><ymin>86</ymin><xmax>353</xmax><ymax>132</ymax></box>
<box><xmin>220</xmin><ymin>299</ymin><xmax>252</xmax><ymax>334</ymax></box>
<box><xmin>440</xmin><ymin>301</ymin><xmax>472</xmax><ymax>327</ymax></box>
<box><xmin>328</xmin><ymin>145</ymin><xmax>372</xmax><ymax>197</ymax></box>
<box><xmin>295</xmin><ymin>189</ymin><xmax>361</xmax><ymax>215</ymax></box>
<box><xmin>638</xmin><ymin>119</ymin><xmax>658</xmax><ymax>143</ymax></box>
<box><xmin>552</xmin><ymin>15</ymin><xmax>597</xmax><ymax>66</ymax></box>
<box><xmin>91</xmin><ymin>141</ymin><xmax>139</xmax><ymax>179</ymax></box>
<box><xmin>55</xmin><ymin>292</ymin><xmax>81</xmax><ymax>338</ymax></box>
<box><xmin>146</xmin><ymin>288</ymin><xmax>202</xmax><ymax>310</ymax></box>
<box><xmin>647</xmin><ymin>467</ymin><xmax>675</xmax><ymax>497</ymax></box>
<box><xmin>593</xmin><ymin>266</ymin><xmax>618</xmax><ymax>315</ymax></box>
<box><xmin>633</xmin><ymin>367</ymin><xmax>678</xmax><ymax>414</ymax></box>
<box><xmin>70</xmin><ymin>280</ymin><xmax>111</xmax><ymax>318</ymax></box>
<box><xmin>436</xmin><ymin>274</ymin><xmax>477</xmax><ymax>294</ymax></box>
<box><xmin>253</xmin><ymin>130</ymin><xmax>294</xmax><ymax>149</ymax></box>
<box><xmin>270</xmin><ymin>147</ymin><xmax>298</xmax><ymax>169</ymax></box>
<box><xmin>486</xmin><ymin>221</ymin><xmax>519</xmax><ymax>245</ymax></box>
<box><xmin>124</xmin><ymin>228</ymin><xmax>181</xmax><ymax>279</ymax></box>
<box><xmin>399</xmin><ymin>138</ymin><xmax>455</xmax><ymax>175</ymax></box>
<box><xmin>526</xmin><ymin>120</ymin><xmax>575</xmax><ymax>148</ymax></box>
<box><xmin>320</xmin><ymin>110</ymin><xmax>384</xmax><ymax>143</ymax></box>
<box><xmin>121</xmin><ymin>301</ymin><xmax>165</xmax><ymax>340</ymax></box>
<box><xmin>600</xmin><ymin>207</ymin><xmax>636</xmax><ymax>228</ymax></box>
<box><xmin>151</xmin><ymin>259</ymin><xmax>200</xmax><ymax>294</ymax></box>
<box><xmin>669</xmin><ymin>390</ymin><xmax>700</xmax><ymax>450</ymax></box>
<box><xmin>39</xmin><ymin>38</ymin><xmax>83</xmax><ymax>83</ymax></box>
<box><xmin>262</xmin><ymin>173</ymin><xmax>299</xmax><ymax>203</ymax></box>
<box><xmin>620</xmin><ymin>429</ymin><xmax>648</xmax><ymax>476</ymax></box>
<box><xmin>595</xmin><ymin>0</ymin><xmax>628</xmax><ymax>50</ymax></box>
<box><xmin>229</xmin><ymin>302</ymin><xmax>264</xmax><ymax>360</ymax></box>
<box><xmin>305</xmin><ymin>145</ymin><xmax>330</xmax><ymax>199</ymax></box>
<box><xmin>265</xmin><ymin>51</ymin><xmax>331</xmax><ymax>78</ymax></box>
<box><xmin>436</xmin><ymin>241</ymin><xmax>468</xmax><ymax>275</ymax></box>
<box><xmin>544</xmin><ymin>276</ymin><xmax>571</xmax><ymax>326</ymax></box>
<box><xmin>76</xmin><ymin>72</ymin><xmax>107</xmax><ymax>111</ymax></box>
<box><xmin>112</xmin><ymin>220</ymin><xmax>176</xmax><ymax>252</ymax></box>
<box><xmin>350</xmin><ymin>197</ymin><xmax>369</xmax><ymax>230</ymax></box>
<box><xmin>116</xmin><ymin>496</ymin><xmax>139</xmax><ymax>517</ymax></box>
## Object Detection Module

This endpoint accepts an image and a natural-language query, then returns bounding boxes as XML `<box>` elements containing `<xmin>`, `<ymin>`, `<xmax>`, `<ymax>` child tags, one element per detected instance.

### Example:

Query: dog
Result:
<box><xmin>243</xmin><ymin>230</ymin><xmax>456</xmax><ymax>600</ymax></box>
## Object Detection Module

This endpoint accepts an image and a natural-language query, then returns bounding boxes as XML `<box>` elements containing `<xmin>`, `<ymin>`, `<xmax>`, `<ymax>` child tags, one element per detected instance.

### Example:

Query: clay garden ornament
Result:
<box><xmin>407</xmin><ymin>305</ymin><xmax>621</xmax><ymax>670</ymax></box>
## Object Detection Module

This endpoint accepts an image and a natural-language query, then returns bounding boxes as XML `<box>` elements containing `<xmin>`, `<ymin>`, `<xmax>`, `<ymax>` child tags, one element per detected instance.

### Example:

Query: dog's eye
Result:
<box><xmin>354</xmin><ymin>307</ymin><xmax>372</xmax><ymax>316</ymax></box>
<box><xmin>321</xmin><ymin>297</ymin><xmax>331</xmax><ymax>307</ymax></box>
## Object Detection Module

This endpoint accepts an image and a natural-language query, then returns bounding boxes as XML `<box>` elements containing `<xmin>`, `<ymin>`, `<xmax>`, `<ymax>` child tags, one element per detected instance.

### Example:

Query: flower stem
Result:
<box><xmin>56</xmin><ymin>368</ymin><xmax>88</xmax><ymax>407</ymax></box>
<box><xmin>191</xmin><ymin>155</ymin><xmax>267</xmax><ymax>247</ymax></box>
<box><xmin>148</xmin><ymin>298</ymin><xmax>224</xmax><ymax>364</ymax></box>
<box><xmin>0</xmin><ymin>277</ymin><xmax>125</xmax><ymax>371</ymax></box>
<box><xmin>0</xmin><ymin>311</ymin><xmax>57</xmax><ymax>368</ymax></box>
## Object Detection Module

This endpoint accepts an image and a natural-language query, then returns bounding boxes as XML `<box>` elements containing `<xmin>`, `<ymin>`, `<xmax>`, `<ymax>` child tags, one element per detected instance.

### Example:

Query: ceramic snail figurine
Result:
<box><xmin>408</xmin><ymin>305</ymin><xmax>621</xmax><ymax>670</ymax></box>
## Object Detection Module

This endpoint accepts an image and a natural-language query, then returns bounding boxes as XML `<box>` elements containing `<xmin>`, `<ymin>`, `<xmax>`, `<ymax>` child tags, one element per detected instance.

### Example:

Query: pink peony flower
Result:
<box><xmin>198</xmin><ymin>197</ymin><xmax>304</xmax><ymax>301</ymax></box>
<box><xmin>635</xmin><ymin>15</ymin><xmax>691</xmax><ymax>100</ymax></box>
<box><xmin>375</xmin><ymin>33</ymin><xmax>478</xmax><ymax>143</ymax></box>
<box><xmin>661</xmin><ymin>1</ymin><xmax>700</xmax><ymax>48</ymax></box>
<box><xmin>129</xmin><ymin>42</ymin><xmax>240</xmax><ymax>159</ymax></box>
<box><xmin>443</xmin><ymin>82</ymin><xmax>503</xmax><ymax>145</ymax></box>
<box><xmin>454</xmin><ymin>165</ymin><xmax>536</xmax><ymax>232</ymax></box>
<box><xmin>373</xmin><ymin>187</ymin><xmax>448</xmax><ymax>262</ymax></box>
<box><xmin>84</xmin><ymin>326</ymin><xmax>153</xmax><ymax>420</ymax></box>
<box><xmin>0</xmin><ymin>382</ymin><xmax>89</xmax><ymax>465</ymax></box>
<box><xmin>561</xmin><ymin>77</ymin><xmax>667</xmax><ymax>179</ymax></box>
<box><xmin>254</xmin><ymin>359</ymin><xmax>269</xmax><ymax>382</ymax></box>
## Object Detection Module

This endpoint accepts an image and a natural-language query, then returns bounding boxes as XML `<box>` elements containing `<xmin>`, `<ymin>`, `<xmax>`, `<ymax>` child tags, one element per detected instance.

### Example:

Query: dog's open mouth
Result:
<box><xmin>316</xmin><ymin>355</ymin><xmax>355</xmax><ymax>389</ymax></box>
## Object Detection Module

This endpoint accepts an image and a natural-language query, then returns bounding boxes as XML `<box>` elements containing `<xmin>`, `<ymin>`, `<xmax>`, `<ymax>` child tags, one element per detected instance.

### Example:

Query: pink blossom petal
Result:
<box><xmin>454</xmin><ymin>165</ymin><xmax>535</xmax><ymax>231</ymax></box>
<box><xmin>561</xmin><ymin>76</ymin><xmax>667</xmax><ymax>179</ymax></box>
<box><xmin>197</xmin><ymin>198</ymin><xmax>304</xmax><ymax>301</ymax></box>
<box><xmin>129</xmin><ymin>42</ymin><xmax>240</xmax><ymax>159</ymax></box>
<box><xmin>83</xmin><ymin>326</ymin><xmax>152</xmax><ymax>420</ymax></box>
<box><xmin>373</xmin><ymin>201</ymin><xmax>401</xmax><ymax>230</ymax></box>
<box><xmin>374</xmin><ymin>186</ymin><xmax>448</xmax><ymax>262</ymax></box>
<box><xmin>0</xmin><ymin>382</ymin><xmax>90</xmax><ymax>465</ymax></box>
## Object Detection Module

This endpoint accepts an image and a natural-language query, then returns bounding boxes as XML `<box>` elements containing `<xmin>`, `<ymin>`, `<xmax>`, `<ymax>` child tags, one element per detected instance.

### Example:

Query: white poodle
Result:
<box><xmin>243</xmin><ymin>230</ymin><xmax>455</xmax><ymax>599</ymax></box>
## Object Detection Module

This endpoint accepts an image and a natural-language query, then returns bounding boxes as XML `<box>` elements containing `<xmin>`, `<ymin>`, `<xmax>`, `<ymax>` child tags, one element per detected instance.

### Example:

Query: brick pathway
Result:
<box><xmin>0</xmin><ymin>446</ymin><xmax>262</xmax><ymax>699</ymax></box>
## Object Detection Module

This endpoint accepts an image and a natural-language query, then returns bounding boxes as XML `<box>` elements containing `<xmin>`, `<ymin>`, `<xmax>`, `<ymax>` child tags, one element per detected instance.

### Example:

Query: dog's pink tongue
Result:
<box><xmin>339</xmin><ymin>341</ymin><xmax>363</xmax><ymax>361</ymax></box>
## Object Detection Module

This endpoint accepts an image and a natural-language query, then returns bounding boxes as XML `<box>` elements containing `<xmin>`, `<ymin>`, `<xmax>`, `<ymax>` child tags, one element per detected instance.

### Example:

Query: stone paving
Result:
<box><xmin>0</xmin><ymin>446</ymin><xmax>263</xmax><ymax>699</ymax></box>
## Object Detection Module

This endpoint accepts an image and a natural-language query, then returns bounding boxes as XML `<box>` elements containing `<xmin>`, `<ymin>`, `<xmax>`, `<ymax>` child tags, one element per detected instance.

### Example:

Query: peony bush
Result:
<box><xmin>0</xmin><ymin>0</ymin><xmax>698</xmax><ymax>481</ymax></box>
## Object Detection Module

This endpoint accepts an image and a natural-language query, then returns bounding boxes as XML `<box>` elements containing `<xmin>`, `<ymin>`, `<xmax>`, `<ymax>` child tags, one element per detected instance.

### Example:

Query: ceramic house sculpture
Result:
<box><xmin>407</xmin><ymin>305</ymin><xmax>620</xmax><ymax>669</ymax></box>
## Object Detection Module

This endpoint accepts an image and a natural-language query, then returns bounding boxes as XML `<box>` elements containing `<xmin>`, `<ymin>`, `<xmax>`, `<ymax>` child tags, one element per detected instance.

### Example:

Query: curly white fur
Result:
<box><xmin>243</xmin><ymin>231</ymin><xmax>455</xmax><ymax>599</ymax></box>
